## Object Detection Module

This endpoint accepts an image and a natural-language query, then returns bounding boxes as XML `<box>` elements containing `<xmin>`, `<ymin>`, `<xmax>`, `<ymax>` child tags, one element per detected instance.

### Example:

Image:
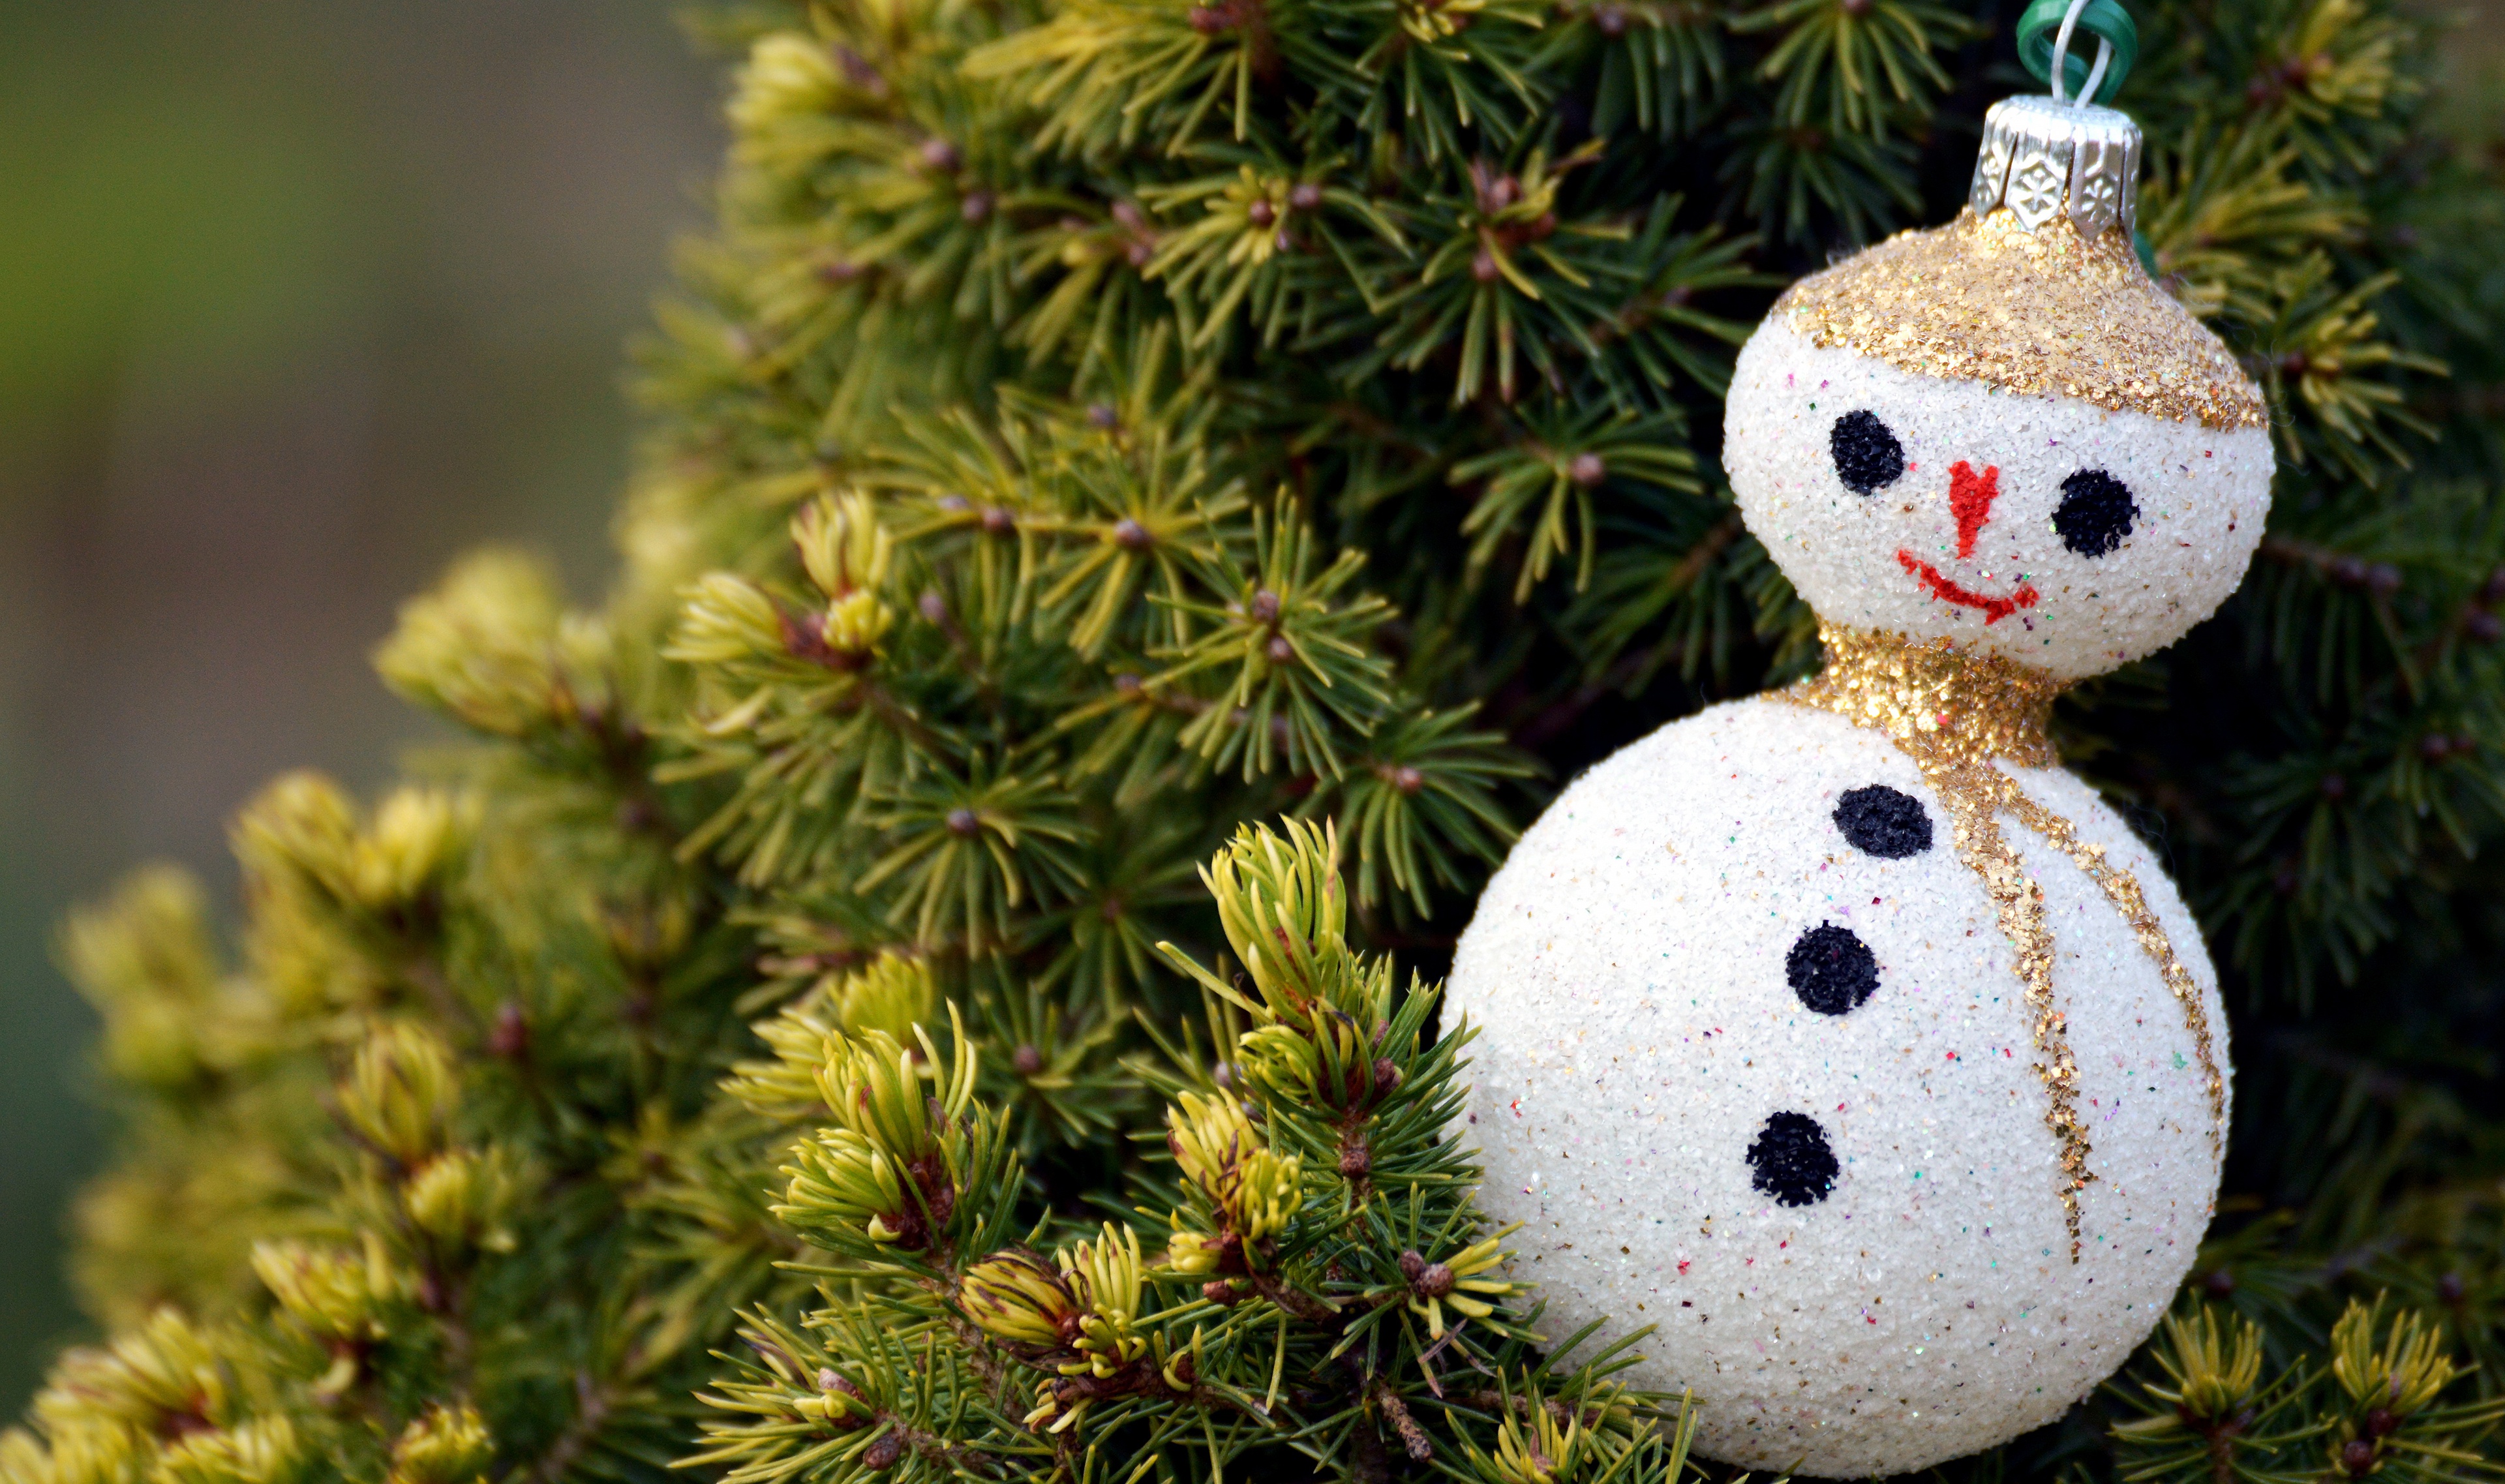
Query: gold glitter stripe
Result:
<box><xmin>1905</xmin><ymin>744</ymin><xmax>2095</xmax><ymax>1260</ymax></box>
<box><xmin>1987</xmin><ymin>777</ymin><xmax>2228</xmax><ymax>1162</ymax></box>
<box><xmin>1785</xmin><ymin>624</ymin><xmax>2228</xmax><ymax>1262</ymax></box>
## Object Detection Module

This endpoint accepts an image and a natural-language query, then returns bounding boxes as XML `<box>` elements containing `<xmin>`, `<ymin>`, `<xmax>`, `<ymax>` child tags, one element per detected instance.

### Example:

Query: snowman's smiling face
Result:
<box><xmin>1723</xmin><ymin>320</ymin><xmax>2274</xmax><ymax>681</ymax></box>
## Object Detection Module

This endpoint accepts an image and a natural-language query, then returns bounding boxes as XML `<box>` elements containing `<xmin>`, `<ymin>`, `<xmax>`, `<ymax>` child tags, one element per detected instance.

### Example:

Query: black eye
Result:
<box><xmin>1829</xmin><ymin>410</ymin><xmax>1905</xmax><ymax>496</ymax></box>
<box><xmin>1747</xmin><ymin>1111</ymin><xmax>1840</xmax><ymax>1207</ymax></box>
<box><xmin>2055</xmin><ymin>469</ymin><xmax>2138</xmax><ymax>557</ymax></box>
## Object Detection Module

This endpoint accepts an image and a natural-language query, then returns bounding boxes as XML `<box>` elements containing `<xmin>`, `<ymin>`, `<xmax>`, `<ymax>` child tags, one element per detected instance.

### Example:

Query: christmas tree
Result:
<box><xmin>8</xmin><ymin>0</ymin><xmax>2505</xmax><ymax>1478</ymax></box>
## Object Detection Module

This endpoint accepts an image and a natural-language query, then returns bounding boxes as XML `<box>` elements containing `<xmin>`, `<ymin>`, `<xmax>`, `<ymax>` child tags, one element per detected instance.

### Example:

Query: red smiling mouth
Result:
<box><xmin>1897</xmin><ymin>550</ymin><xmax>2040</xmax><ymax>624</ymax></box>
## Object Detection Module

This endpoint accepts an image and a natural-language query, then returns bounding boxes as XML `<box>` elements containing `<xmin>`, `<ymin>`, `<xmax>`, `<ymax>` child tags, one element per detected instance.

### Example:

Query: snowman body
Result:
<box><xmin>1446</xmin><ymin>695</ymin><xmax>2227</xmax><ymax>1476</ymax></box>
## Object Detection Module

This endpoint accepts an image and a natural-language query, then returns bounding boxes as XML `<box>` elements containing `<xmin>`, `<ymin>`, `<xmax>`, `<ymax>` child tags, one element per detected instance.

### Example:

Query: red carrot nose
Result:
<box><xmin>1949</xmin><ymin>461</ymin><xmax>1998</xmax><ymax>560</ymax></box>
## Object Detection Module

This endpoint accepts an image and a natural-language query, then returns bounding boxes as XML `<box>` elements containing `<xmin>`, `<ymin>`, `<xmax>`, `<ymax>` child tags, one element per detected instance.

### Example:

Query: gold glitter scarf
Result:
<box><xmin>1787</xmin><ymin>622</ymin><xmax>2226</xmax><ymax>1260</ymax></box>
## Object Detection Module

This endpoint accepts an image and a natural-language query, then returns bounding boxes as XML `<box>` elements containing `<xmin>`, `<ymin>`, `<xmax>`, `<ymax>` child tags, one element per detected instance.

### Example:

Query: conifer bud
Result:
<box><xmin>1168</xmin><ymin>1092</ymin><xmax>1301</xmax><ymax>1242</ymax></box>
<box><xmin>403</xmin><ymin>1148</ymin><xmax>524</xmax><ymax>1253</ymax></box>
<box><xmin>1200</xmin><ymin>819</ymin><xmax>1351</xmax><ymax>1016</ymax></box>
<box><xmin>1488</xmin><ymin>1388</ymin><xmax>1581</xmax><ymax>1484</ymax></box>
<box><xmin>339</xmin><ymin>1022</ymin><xmax>461</xmax><ymax>1165</ymax></box>
<box><xmin>252</xmin><ymin>1235</ymin><xmax>408</xmax><ymax>1342</ymax></box>
<box><xmin>487</xmin><ymin>1001</ymin><xmax>529</xmax><ymax>1061</ymax></box>
<box><xmin>374</xmin><ymin>549</ymin><xmax>585</xmax><ymax>740</ymax></box>
<box><xmin>2130</xmin><ymin>1307</ymin><xmax>2262</xmax><ymax>1427</ymax></box>
<box><xmin>37</xmin><ymin>1309</ymin><xmax>228</xmax><ymax>1434</ymax></box>
<box><xmin>777</xmin><ymin>1018</ymin><xmax>979</xmax><ymax>1250</ymax></box>
<box><xmin>727</xmin><ymin>952</ymin><xmax>937</xmax><ymax>1117</ymax></box>
<box><xmin>157</xmin><ymin>1415</ymin><xmax>303</xmax><ymax>1484</ymax></box>
<box><xmin>1169</xmin><ymin>1091</ymin><xmax>1251</xmax><ymax>1185</ymax></box>
<box><xmin>234</xmin><ymin>772</ymin><xmax>361</xmax><ymax>905</ymax></box>
<box><xmin>2330</xmin><ymin>1299</ymin><xmax>2455</xmax><ymax>1418</ymax></box>
<box><xmin>793</xmin><ymin>492</ymin><xmax>893</xmax><ymax>601</ymax></box>
<box><xmin>1166</xmin><ymin>1229</ymin><xmax>1226</xmax><ymax>1275</ymax></box>
<box><xmin>780</xmin><ymin>1126</ymin><xmax>924</xmax><ymax>1247</ymax></box>
<box><xmin>59</xmin><ymin>866</ymin><xmax>222</xmax><ymax>1091</ymax></box>
<box><xmin>665</xmin><ymin>573</ymin><xmax>784</xmax><ymax>670</ymax></box>
<box><xmin>832</xmin><ymin>952</ymin><xmax>939</xmax><ymax>1045</ymax></box>
<box><xmin>960</xmin><ymin>1248</ymin><xmax>1080</xmax><ymax>1350</ymax></box>
<box><xmin>729</xmin><ymin>34</ymin><xmax>843</xmax><ymax>134</ymax></box>
<box><xmin>1059</xmin><ymin>1224</ymin><xmax>1150</xmax><ymax>1373</ymax></box>
<box><xmin>388</xmin><ymin>1403</ymin><xmax>494</xmax><ymax>1484</ymax></box>
<box><xmin>347</xmin><ymin>787</ymin><xmax>476</xmax><ymax>914</ymax></box>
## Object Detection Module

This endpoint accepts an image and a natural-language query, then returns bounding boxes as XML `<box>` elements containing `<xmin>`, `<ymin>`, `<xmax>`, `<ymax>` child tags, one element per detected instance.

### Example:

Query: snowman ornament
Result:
<box><xmin>1446</xmin><ymin>67</ymin><xmax>2273</xmax><ymax>1481</ymax></box>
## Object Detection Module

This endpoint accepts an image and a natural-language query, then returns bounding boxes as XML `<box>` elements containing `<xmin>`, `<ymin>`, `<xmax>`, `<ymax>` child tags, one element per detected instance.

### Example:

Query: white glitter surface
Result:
<box><xmin>1724</xmin><ymin>320</ymin><xmax>2273</xmax><ymax>682</ymax></box>
<box><xmin>1445</xmin><ymin>699</ymin><xmax>2230</xmax><ymax>1477</ymax></box>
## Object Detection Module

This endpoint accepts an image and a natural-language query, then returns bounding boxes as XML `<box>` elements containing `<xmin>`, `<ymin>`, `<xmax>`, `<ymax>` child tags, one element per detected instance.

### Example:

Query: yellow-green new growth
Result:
<box><xmin>250</xmin><ymin>1235</ymin><xmax>409</xmax><ymax>1345</ymax></box>
<box><xmin>1166</xmin><ymin>1090</ymin><xmax>1301</xmax><ymax>1244</ymax></box>
<box><xmin>374</xmin><ymin>549</ymin><xmax>615</xmax><ymax>742</ymax></box>
<box><xmin>793</xmin><ymin>491</ymin><xmax>896</xmax><ymax>656</ymax></box>
<box><xmin>20</xmin><ymin>0</ymin><xmax>2500</xmax><ymax>1474</ymax></box>
<box><xmin>2331</xmin><ymin>1295</ymin><xmax>2459</xmax><ymax>1417</ymax></box>
<box><xmin>962</xmin><ymin>1227</ymin><xmax>1147</xmax><ymax>1372</ymax></box>
<box><xmin>33</xmin><ymin>1308</ymin><xmax>230</xmax><ymax>1436</ymax></box>
<box><xmin>58</xmin><ymin>866</ymin><xmax>230</xmax><ymax>1093</ymax></box>
<box><xmin>156</xmin><ymin>1415</ymin><xmax>303</xmax><ymax>1484</ymax></box>
<box><xmin>386</xmin><ymin>1404</ymin><xmax>494</xmax><ymax>1484</ymax></box>
<box><xmin>961</xmin><ymin>1247</ymin><xmax>1080</xmax><ymax>1349</ymax></box>
<box><xmin>337</xmin><ymin>1022</ymin><xmax>460</xmax><ymax>1166</ymax></box>
<box><xmin>2318</xmin><ymin>1295</ymin><xmax>2505</xmax><ymax>1482</ymax></box>
<box><xmin>2116</xmin><ymin>1305</ymin><xmax>2268</xmax><ymax>1431</ymax></box>
<box><xmin>400</xmin><ymin>1147</ymin><xmax>526</xmax><ymax>1254</ymax></box>
<box><xmin>234</xmin><ymin>776</ymin><xmax>477</xmax><ymax>926</ymax></box>
<box><xmin>1057</xmin><ymin>1224</ymin><xmax>1150</xmax><ymax>1375</ymax></box>
<box><xmin>776</xmin><ymin>1006</ymin><xmax>986</xmax><ymax>1249</ymax></box>
<box><xmin>1460</xmin><ymin>1374</ymin><xmax>1650</xmax><ymax>1484</ymax></box>
<box><xmin>1165</xmin><ymin>817</ymin><xmax>1368</xmax><ymax>1020</ymax></box>
<box><xmin>725</xmin><ymin>950</ymin><xmax>938</xmax><ymax>1118</ymax></box>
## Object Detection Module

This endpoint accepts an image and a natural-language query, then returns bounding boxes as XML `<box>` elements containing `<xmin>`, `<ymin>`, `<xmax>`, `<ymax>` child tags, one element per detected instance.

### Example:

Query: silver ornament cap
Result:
<box><xmin>1966</xmin><ymin>93</ymin><xmax>2142</xmax><ymax>240</ymax></box>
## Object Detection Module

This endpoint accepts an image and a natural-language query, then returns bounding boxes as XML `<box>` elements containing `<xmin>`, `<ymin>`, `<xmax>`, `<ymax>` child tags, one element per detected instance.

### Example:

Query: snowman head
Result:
<box><xmin>1722</xmin><ymin>98</ymin><xmax>2275</xmax><ymax>684</ymax></box>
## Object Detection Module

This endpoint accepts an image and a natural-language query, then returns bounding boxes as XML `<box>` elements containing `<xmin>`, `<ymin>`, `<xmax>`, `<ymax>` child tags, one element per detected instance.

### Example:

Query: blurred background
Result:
<box><xmin>0</xmin><ymin>0</ymin><xmax>717</xmax><ymax>1409</ymax></box>
<box><xmin>0</xmin><ymin>0</ymin><xmax>2500</xmax><ymax>1425</ymax></box>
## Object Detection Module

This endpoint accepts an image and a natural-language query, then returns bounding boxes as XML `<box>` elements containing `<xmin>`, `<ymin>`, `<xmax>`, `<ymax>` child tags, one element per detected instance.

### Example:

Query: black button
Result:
<box><xmin>1787</xmin><ymin>922</ymin><xmax>1879</xmax><ymax>1016</ymax></box>
<box><xmin>1834</xmin><ymin>784</ymin><xmax>1933</xmax><ymax>858</ymax></box>
<box><xmin>1748</xmin><ymin>1111</ymin><xmax>1840</xmax><ymax>1207</ymax></box>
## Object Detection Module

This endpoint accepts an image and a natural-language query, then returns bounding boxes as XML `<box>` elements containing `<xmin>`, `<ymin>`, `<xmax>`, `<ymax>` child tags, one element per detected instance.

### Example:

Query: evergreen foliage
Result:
<box><xmin>7</xmin><ymin>0</ymin><xmax>2505</xmax><ymax>1477</ymax></box>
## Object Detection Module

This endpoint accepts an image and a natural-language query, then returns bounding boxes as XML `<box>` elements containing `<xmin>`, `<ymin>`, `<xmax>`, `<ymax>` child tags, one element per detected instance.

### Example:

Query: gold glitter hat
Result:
<box><xmin>1769</xmin><ymin>95</ymin><xmax>2267</xmax><ymax>431</ymax></box>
